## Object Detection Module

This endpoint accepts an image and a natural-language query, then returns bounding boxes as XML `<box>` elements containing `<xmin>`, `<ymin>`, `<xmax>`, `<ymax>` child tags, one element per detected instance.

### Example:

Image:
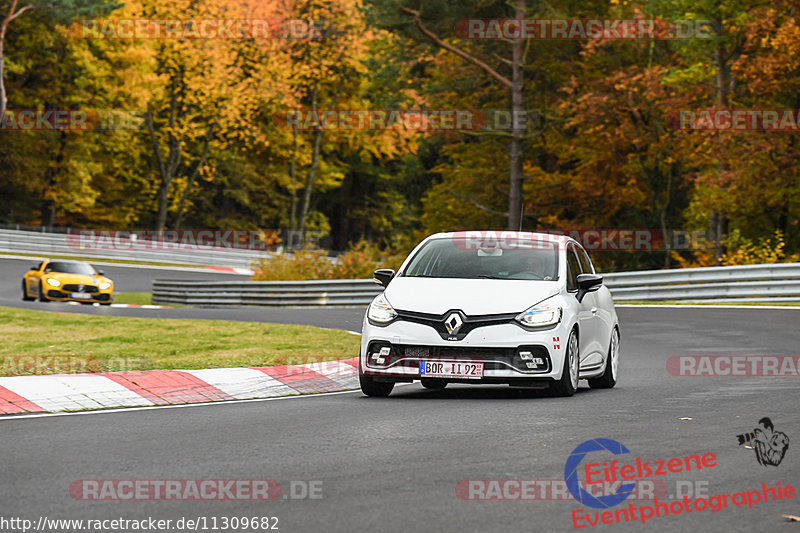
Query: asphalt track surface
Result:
<box><xmin>1</xmin><ymin>256</ymin><xmax>799</xmax><ymax>532</ymax></box>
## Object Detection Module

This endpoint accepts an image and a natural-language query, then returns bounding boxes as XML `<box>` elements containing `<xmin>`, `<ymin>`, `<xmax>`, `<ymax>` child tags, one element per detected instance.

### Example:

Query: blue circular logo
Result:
<box><xmin>564</xmin><ymin>438</ymin><xmax>636</xmax><ymax>509</ymax></box>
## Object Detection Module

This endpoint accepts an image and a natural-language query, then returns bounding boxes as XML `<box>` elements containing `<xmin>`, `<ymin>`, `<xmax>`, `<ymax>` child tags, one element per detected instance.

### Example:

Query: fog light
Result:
<box><xmin>519</xmin><ymin>351</ymin><xmax>533</xmax><ymax>361</ymax></box>
<box><xmin>526</xmin><ymin>362</ymin><xmax>537</xmax><ymax>369</ymax></box>
<box><xmin>532</xmin><ymin>357</ymin><xmax>544</xmax><ymax>365</ymax></box>
<box><xmin>371</xmin><ymin>346</ymin><xmax>391</xmax><ymax>365</ymax></box>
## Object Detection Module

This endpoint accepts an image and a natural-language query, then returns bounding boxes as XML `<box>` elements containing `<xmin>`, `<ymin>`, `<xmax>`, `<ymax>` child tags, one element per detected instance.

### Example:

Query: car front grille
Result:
<box><xmin>366</xmin><ymin>342</ymin><xmax>551</xmax><ymax>373</ymax></box>
<box><xmin>62</xmin><ymin>284</ymin><xmax>99</xmax><ymax>293</ymax></box>
<box><xmin>394</xmin><ymin>309</ymin><xmax>518</xmax><ymax>340</ymax></box>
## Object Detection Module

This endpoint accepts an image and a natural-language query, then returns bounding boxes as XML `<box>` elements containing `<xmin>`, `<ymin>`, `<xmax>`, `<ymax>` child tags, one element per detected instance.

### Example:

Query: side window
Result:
<box><xmin>566</xmin><ymin>245</ymin><xmax>580</xmax><ymax>292</ymax></box>
<box><xmin>36</xmin><ymin>261</ymin><xmax>44</xmax><ymax>271</ymax></box>
<box><xmin>576</xmin><ymin>245</ymin><xmax>594</xmax><ymax>274</ymax></box>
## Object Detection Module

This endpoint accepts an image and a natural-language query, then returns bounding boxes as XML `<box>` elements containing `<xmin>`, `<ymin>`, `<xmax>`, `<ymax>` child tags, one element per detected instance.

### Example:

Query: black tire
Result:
<box><xmin>589</xmin><ymin>328</ymin><xmax>619</xmax><ymax>389</ymax></box>
<box><xmin>550</xmin><ymin>328</ymin><xmax>579</xmax><ymax>397</ymax></box>
<box><xmin>21</xmin><ymin>280</ymin><xmax>35</xmax><ymax>301</ymax></box>
<box><xmin>360</xmin><ymin>376</ymin><xmax>394</xmax><ymax>397</ymax></box>
<box><xmin>38</xmin><ymin>283</ymin><xmax>50</xmax><ymax>302</ymax></box>
<box><xmin>420</xmin><ymin>378</ymin><xmax>447</xmax><ymax>390</ymax></box>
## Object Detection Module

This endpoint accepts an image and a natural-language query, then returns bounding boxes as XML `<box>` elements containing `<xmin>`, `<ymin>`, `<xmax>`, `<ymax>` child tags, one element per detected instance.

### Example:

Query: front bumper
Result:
<box><xmin>360</xmin><ymin>318</ymin><xmax>569</xmax><ymax>383</ymax></box>
<box><xmin>46</xmin><ymin>289</ymin><xmax>112</xmax><ymax>303</ymax></box>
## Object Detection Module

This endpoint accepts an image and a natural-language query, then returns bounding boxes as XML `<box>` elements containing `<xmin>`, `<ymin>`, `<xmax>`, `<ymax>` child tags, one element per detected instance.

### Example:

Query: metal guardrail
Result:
<box><xmin>603</xmin><ymin>263</ymin><xmax>800</xmax><ymax>301</ymax></box>
<box><xmin>0</xmin><ymin>229</ymin><xmax>266</xmax><ymax>268</ymax></box>
<box><xmin>152</xmin><ymin>263</ymin><xmax>800</xmax><ymax>307</ymax></box>
<box><xmin>152</xmin><ymin>279</ymin><xmax>383</xmax><ymax>307</ymax></box>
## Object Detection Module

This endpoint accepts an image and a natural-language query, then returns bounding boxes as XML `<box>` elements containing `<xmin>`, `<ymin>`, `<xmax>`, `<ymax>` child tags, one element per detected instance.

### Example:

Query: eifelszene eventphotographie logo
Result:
<box><xmin>737</xmin><ymin>417</ymin><xmax>790</xmax><ymax>467</ymax></box>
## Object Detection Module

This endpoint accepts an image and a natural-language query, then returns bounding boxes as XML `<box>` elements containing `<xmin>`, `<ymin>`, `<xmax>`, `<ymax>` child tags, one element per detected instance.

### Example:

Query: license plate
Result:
<box><xmin>71</xmin><ymin>292</ymin><xmax>92</xmax><ymax>299</ymax></box>
<box><xmin>419</xmin><ymin>360</ymin><xmax>484</xmax><ymax>379</ymax></box>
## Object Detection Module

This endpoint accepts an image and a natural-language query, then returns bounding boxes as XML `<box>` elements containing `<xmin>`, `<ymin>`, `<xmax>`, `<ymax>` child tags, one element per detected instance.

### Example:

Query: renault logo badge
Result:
<box><xmin>445</xmin><ymin>312</ymin><xmax>463</xmax><ymax>335</ymax></box>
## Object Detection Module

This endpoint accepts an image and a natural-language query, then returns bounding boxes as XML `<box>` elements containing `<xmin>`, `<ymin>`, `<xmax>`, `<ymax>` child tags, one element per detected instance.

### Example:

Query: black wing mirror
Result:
<box><xmin>29</xmin><ymin>266</ymin><xmax>38</xmax><ymax>271</ymax></box>
<box><xmin>373</xmin><ymin>269</ymin><xmax>395</xmax><ymax>287</ymax></box>
<box><xmin>96</xmin><ymin>269</ymin><xmax>105</xmax><ymax>276</ymax></box>
<box><xmin>576</xmin><ymin>274</ymin><xmax>603</xmax><ymax>303</ymax></box>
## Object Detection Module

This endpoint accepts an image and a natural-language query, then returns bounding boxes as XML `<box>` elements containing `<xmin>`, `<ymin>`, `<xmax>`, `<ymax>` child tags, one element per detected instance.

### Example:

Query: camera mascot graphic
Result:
<box><xmin>737</xmin><ymin>417</ymin><xmax>789</xmax><ymax>467</ymax></box>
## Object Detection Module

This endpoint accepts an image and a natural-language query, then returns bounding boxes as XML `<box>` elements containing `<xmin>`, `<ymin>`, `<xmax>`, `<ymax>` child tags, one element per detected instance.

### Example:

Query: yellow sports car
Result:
<box><xmin>22</xmin><ymin>259</ymin><xmax>114</xmax><ymax>305</ymax></box>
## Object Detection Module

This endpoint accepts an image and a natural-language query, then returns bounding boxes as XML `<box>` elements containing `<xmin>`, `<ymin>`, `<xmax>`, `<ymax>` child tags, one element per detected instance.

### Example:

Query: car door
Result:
<box><xmin>566</xmin><ymin>244</ymin><xmax>599</xmax><ymax>364</ymax></box>
<box><xmin>574</xmin><ymin>244</ymin><xmax>605</xmax><ymax>358</ymax></box>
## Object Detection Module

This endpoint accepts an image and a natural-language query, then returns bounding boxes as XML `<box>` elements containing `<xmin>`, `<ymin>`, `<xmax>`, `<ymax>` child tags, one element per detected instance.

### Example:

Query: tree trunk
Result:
<box><xmin>0</xmin><ymin>1</ymin><xmax>34</xmax><ymax>123</ymax></box>
<box><xmin>174</xmin><ymin>124</ymin><xmax>214</xmax><ymax>229</ymax></box>
<box><xmin>39</xmin><ymin>130</ymin><xmax>67</xmax><ymax>229</ymax></box>
<box><xmin>296</xmin><ymin>69</ymin><xmax>347</xmax><ymax>244</ymax></box>
<box><xmin>711</xmin><ymin>17</ymin><xmax>730</xmax><ymax>265</ymax></box>
<box><xmin>296</xmin><ymin>127</ymin><xmax>323</xmax><ymax>240</ymax></box>
<box><xmin>148</xmin><ymin>73</ymin><xmax>184</xmax><ymax>232</ymax></box>
<box><xmin>507</xmin><ymin>0</ymin><xmax>525</xmax><ymax>230</ymax></box>
<box><xmin>287</xmin><ymin>128</ymin><xmax>300</xmax><ymax>249</ymax></box>
<box><xmin>661</xmin><ymin>166</ymin><xmax>674</xmax><ymax>268</ymax></box>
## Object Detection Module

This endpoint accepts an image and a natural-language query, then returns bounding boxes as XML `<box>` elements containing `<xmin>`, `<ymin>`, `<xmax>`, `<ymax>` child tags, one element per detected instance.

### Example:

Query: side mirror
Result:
<box><xmin>373</xmin><ymin>269</ymin><xmax>395</xmax><ymax>288</ymax></box>
<box><xmin>576</xmin><ymin>274</ymin><xmax>603</xmax><ymax>303</ymax></box>
<box><xmin>96</xmin><ymin>269</ymin><xmax>105</xmax><ymax>276</ymax></box>
<box><xmin>29</xmin><ymin>266</ymin><xmax>38</xmax><ymax>271</ymax></box>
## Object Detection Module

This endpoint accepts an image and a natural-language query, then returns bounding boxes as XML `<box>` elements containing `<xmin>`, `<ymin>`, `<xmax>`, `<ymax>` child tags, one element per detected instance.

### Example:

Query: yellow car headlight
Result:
<box><xmin>99</xmin><ymin>281</ymin><xmax>112</xmax><ymax>290</ymax></box>
<box><xmin>46</xmin><ymin>278</ymin><xmax>61</xmax><ymax>287</ymax></box>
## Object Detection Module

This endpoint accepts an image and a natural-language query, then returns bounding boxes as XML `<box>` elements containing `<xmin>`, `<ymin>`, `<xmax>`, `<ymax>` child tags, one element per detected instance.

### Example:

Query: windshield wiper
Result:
<box><xmin>475</xmin><ymin>275</ymin><xmax>503</xmax><ymax>279</ymax></box>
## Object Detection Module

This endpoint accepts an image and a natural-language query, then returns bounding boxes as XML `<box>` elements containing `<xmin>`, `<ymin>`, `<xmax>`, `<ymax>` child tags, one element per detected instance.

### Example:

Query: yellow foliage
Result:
<box><xmin>720</xmin><ymin>230</ymin><xmax>799</xmax><ymax>266</ymax></box>
<box><xmin>251</xmin><ymin>240</ymin><xmax>408</xmax><ymax>281</ymax></box>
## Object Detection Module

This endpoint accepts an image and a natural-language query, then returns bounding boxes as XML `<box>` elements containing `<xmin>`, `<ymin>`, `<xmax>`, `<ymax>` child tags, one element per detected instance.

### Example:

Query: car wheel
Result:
<box><xmin>360</xmin><ymin>376</ymin><xmax>394</xmax><ymax>397</ymax></box>
<box><xmin>550</xmin><ymin>328</ymin><xmax>579</xmax><ymax>397</ymax></box>
<box><xmin>38</xmin><ymin>283</ymin><xmax>50</xmax><ymax>302</ymax></box>
<box><xmin>22</xmin><ymin>281</ymin><xmax>35</xmax><ymax>301</ymax></box>
<box><xmin>589</xmin><ymin>327</ymin><xmax>619</xmax><ymax>389</ymax></box>
<box><xmin>420</xmin><ymin>378</ymin><xmax>447</xmax><ymax>390</ymax></box>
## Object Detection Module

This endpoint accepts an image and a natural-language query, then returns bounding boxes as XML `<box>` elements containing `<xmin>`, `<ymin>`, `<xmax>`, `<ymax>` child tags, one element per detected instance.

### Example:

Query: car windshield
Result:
<box><xmin>403</xmin><ymin>237</ymin><xmax>559</xmax><ymax>280</ymax></box>
<box><xmin>45</xmin><ymin>261</ymin><xmax>96</xmax><ymax>275</ymax></box>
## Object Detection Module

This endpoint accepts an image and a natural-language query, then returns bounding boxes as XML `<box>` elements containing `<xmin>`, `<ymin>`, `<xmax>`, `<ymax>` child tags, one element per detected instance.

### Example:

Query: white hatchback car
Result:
<box><xmin>359</xmin><ymin>231</ymin><xmax>620</xmax><ymax>397</ymax></box>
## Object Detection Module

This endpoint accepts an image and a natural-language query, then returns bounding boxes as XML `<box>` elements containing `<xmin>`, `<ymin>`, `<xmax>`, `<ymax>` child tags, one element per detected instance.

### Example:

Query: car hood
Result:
<box><xmin>45</xmin><ymin>272</ymin><xmax>109</xmax><ymax>285</ymax></box>
<box><xmin>383</xmin><ymin>277</ymin><xmax>560</xmax><ymax>315</ymax></box>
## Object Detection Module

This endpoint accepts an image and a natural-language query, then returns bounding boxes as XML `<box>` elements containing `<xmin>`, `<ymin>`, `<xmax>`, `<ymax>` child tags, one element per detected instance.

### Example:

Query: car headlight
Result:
<box><xmin>368</xmin><ymin>294</ymin><xmax>397</xmax><ymax>324</ymax></box>
<box><xmin>46</xmin><ymin>278</ymin><xmax>61</xmax><ymax>287</ymax></box>
<box><xmin>515</xmin><ymin>300</ymin><xmax>562</xmax><ymax>328</ymax></box>
<box><xmin>99</xmin><ymin>281</ymin><xmax>112</xmax><ymax>290</ymax></box>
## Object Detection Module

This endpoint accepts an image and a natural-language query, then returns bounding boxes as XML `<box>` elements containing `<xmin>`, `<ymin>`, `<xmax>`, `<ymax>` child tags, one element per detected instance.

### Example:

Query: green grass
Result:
<box><xmin>0</xmin><ymin>306</ymin><xmax>360</xmax><ymax>376</ymax></box>
<box><xmin>617</xmin><ymin>300</ymin><xmax>800</xmax><ymax>306</ymax></box>
<box><xmin>113</xmin><ymin>292</ymin><xmax>152</xmax><ymax>305</ymax></box>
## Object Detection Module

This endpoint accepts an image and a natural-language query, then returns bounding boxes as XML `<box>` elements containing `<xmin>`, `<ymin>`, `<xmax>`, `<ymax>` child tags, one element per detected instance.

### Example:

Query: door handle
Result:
<box><xmin>591</xmin><ymin>307</ymin><xmax>598</xmax><ymax>314</ymax></box>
